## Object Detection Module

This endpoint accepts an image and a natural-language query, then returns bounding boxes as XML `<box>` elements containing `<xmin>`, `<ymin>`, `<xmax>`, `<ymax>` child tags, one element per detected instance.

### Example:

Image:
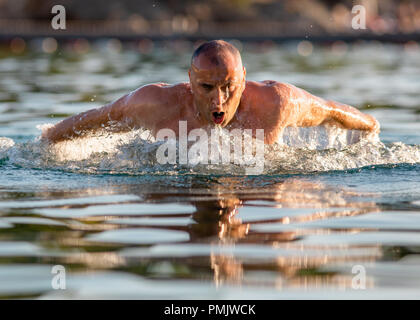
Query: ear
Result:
<box><xmin>243</xmin><ymin>66</ymin><xmax>246</xmax><ymax>78</ymax></box>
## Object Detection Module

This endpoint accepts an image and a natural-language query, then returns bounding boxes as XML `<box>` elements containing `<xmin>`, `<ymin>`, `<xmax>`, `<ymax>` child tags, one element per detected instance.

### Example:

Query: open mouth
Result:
<box><xmin>212</xmin><ymin>112</ymin><xmax>225</xmax><ymax>124</ymax></box>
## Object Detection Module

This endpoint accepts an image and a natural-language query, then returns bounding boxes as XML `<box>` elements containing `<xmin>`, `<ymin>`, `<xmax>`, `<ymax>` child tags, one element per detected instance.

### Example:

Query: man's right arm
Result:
<box><xmin>42</xmin><ymin>84</ymin><xmax>162</xmax><ymax>143</ymax></box>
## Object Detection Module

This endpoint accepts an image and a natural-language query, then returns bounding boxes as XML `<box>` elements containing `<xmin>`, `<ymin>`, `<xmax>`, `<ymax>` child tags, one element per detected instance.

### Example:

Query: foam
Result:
<box><xmin>1</xmin><ymin>125</ymin><xmax>419</xmax><ymax>175</ymax></box>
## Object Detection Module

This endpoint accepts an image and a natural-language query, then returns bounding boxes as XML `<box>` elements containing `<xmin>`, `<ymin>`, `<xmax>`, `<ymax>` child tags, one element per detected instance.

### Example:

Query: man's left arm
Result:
<box><xmin>281</xmin><ymin>84</ymin><xmax>380</xmax><ymax>133</ymax></box>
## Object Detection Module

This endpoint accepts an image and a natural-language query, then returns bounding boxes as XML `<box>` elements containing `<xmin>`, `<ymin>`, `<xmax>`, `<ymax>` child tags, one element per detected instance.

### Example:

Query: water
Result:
<box><xmin>0</xmin><ymin>41</ymin><xmax>420</xmax><ymax>299</ymax></box>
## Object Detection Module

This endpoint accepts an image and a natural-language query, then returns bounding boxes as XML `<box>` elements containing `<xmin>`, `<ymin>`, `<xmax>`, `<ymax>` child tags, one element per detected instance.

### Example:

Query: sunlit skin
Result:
<box><xmin>43</xmin><ymin>40</ymin><xmax>380</xmax><ymax>144</ymax></box>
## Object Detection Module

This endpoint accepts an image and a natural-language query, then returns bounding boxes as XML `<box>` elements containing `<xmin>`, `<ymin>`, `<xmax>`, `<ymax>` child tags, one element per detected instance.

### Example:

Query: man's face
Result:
<box><xmin>189</xmin><ymin>56</ymin><xmax>246</xmax><ymax>127</ymax></box>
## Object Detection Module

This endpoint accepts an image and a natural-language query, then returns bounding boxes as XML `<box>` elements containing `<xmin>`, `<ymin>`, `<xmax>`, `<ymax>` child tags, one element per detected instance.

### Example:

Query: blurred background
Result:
<box><xmin>0</xmin><ymin>0</ymin><xmax>419</xmax><ymax>43</ymax></box>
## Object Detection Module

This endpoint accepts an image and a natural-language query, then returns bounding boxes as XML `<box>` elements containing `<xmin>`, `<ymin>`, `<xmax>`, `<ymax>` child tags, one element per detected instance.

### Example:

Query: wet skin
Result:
<box><xmin>43</xmin><ymin>43</ymin><xmax>380</xmax><ymax>144</ymax></box>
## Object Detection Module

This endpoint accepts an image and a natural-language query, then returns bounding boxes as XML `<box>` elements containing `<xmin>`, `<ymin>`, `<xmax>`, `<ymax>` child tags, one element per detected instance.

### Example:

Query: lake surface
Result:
<box><xmin>0</xmin><ymin>40</ymin><xmax>420</xmax><ymax>299</ymax></box>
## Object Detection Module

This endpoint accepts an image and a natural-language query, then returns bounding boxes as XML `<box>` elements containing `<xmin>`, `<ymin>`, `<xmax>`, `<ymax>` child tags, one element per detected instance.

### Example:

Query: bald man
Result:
<box><xmin>42</xmin><ymin>40</ymin><xmax>379</xmax><ymax>144</ymax></box>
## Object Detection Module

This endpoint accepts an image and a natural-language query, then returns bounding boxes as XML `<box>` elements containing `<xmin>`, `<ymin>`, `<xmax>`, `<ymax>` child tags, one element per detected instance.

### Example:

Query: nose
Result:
<box><xmin>211</xmin><ymin>87</ymin><xmax>227</xmax><ymax>108</ymax></box>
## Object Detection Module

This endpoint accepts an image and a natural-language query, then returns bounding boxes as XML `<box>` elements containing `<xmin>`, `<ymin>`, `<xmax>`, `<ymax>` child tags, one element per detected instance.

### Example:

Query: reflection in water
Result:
<box><xmin>1</xmin><ymin>172</ymin><xmax>419</xmax><ymax>298</ymax></box>
<box><xmin>118</xmin><ymin>176</ymin><xmax>381</xmax><ymax>289</ymax></box>
<box><xmin>191</xmin><ymin>197</ymin><xmax>246</xmax><ymax>240</ymax></box>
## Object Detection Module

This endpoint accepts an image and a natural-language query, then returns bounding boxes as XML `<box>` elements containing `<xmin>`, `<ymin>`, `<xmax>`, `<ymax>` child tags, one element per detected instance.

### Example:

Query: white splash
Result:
<box><xmin>0</xmin><ymin>124</ymin><xmax>419</xmax><ymax>175</ymax></box>
<box><xmin>0</xmin><ymin>137</ymin><xmax>15</xmax><ymax>154</ymax></box>
<box><xmin>280</xmin><ymin>124</ymin><xmax>379</xmax><ymax>150</ymax></box>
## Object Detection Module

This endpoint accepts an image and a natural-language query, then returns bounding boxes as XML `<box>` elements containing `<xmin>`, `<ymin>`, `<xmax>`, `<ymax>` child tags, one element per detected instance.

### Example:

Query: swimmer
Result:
<box><xmin>42</xmin><ymin>40</ymin><xmax>380</xmax><ymax>144</ymax></box>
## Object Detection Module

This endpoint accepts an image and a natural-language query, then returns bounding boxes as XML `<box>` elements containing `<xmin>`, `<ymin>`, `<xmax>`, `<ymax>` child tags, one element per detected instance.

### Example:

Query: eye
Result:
<box><xmin>201</xmin><ymin>84</ymin><xmax>213</xmax><ymax>91</ymax></box>
<box><xmin>224</xmin><ymin>83</ymin><xmax>236</xmax><ymax>91</ymax></box>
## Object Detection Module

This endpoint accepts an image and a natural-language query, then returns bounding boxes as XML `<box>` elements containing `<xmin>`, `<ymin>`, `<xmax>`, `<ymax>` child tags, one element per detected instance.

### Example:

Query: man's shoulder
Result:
<box><xmin>150</xmin><ymin>82</ymin><xmax>191</xmax><ymax>90</ymax></box>
<box><xmin>128</xmin><ymin>82</ymin><xmax>191</xmax><ymax>105</ymax></box>
<box><xmin>243</xmin><ymin>80</ymin><xmax>295</xmax><ymax>105</ymax></box>
<box><xmin>121</xmin><ymin>82</ymin><xmax>192</xmax><ymax>127</ymax></box>
<box><xmin>240</xmin><ymin>81</ymin><xmax>299</xmax><ymax>126</ymax></box>
<box><xmin>133</xmin><ymin>82</ymin><xmax>191</xmax><ymax>96</ymax></box>
<box><xmin>245</xmin><ymin>80</ymin><xmax>290</xmax><ymax>87</ymax></box>
<box><xmin>244</xmin><ymin>80</ymin><xmax>295</xmax><ymax>96</ymax></box>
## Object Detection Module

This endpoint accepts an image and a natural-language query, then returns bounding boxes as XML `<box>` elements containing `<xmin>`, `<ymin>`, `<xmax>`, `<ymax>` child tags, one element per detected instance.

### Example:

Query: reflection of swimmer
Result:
<box><xmin>190</xmin><ymin>197</ymin><xmax>249</xmax><ymax>241</ymax></box>
<box><xmin>43</xmin><ymin>40</ymin><xmax>379</xmax><ymax>144</ymax></box>
<box><xmin>148</xmin><ymin>177</ymin><xmax>378</xmax><ymax>242</ymax></box>
<box><xmin>181</xmin><ymin>178</ymin><xmax>380</xmax><ymax>287</ymax></box>
<box><xmin>72</xmin><ymin>178</ymin><xmax>379</xmax><ymax>287</ymax></box>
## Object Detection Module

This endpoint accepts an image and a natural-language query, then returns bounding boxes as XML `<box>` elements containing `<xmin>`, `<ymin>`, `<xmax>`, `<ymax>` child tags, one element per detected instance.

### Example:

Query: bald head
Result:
<box><xmin>191</xmin><ymin>40</ymin><xmax>242</xmax><ymax>71</ymax></box>
<box><xmin>188</xmin><ymin>40</ymin><xmax>246</xmax><ymax>127</ymax></box>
